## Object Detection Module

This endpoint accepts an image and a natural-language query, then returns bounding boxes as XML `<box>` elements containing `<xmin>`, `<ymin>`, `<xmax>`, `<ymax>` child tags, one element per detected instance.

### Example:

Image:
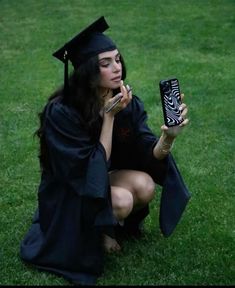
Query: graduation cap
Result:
<box><xmin>53</xmin><ymin>16</ymin><xmax>117</xmax><ymax>96</ymax></box>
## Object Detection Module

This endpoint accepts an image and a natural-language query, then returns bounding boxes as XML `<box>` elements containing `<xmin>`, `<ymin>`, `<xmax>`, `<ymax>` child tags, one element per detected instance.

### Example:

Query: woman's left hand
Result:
<box><xmin>161</xmin><ymin>93</ymin><xmax>189</xmax><ymax>139</ymax></box>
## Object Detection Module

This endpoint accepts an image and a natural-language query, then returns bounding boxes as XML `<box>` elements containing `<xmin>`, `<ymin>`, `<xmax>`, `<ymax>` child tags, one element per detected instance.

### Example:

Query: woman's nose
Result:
<box><xmin>113</xmin><ymin>61</ymin><xmax>121</xmax><ymax>72</ymax></box>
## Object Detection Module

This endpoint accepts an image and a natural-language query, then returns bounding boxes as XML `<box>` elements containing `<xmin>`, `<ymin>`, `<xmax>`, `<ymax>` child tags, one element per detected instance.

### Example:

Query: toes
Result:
<box><xmin>103</xmin><ymin>234</ymin><xmax>121</xmax><ymax>253</ymax></box>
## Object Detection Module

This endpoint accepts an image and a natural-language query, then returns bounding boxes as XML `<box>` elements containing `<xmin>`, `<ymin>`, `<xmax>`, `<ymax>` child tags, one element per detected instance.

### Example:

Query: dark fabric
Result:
<box><xmin>146</xmin><ymin>153</ymin><xmax>191</xmax><ymax>237</ymax></box>
<box><xmin>53</xmin><ymin>16</ymin><xmax>116</xmax><ymax>68</ymax></box>
<box><xmin>52</xmin><ymin>16</ymin><xmax>116</xmax><ymax>99</ymax></box>
<box><xmin>20</xmin><ymin>100</ymin><xmax>116</xmax><ymax>285</ymax></box>
<box><xmin>20</xmin><ymin>95</ymin><xmax>191</xmax><ymax>285</ymax></box>
<box><xmin>109</xmin><ymin>95</ymin><xmax>191</xmax><ymax>237</ymax></box>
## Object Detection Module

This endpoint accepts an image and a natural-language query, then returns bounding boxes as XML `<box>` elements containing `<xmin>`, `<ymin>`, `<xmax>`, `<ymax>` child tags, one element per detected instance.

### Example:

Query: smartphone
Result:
<box><xmin>159</xmin><ymin>78</ymin><xmax>183</xmax><ymax>127</ymax></box>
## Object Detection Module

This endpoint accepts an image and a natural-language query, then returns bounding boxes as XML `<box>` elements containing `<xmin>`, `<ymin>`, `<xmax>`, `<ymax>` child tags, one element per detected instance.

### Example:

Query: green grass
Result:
<box><xmin>1</xmin><ymin>0</ymin><xmax>235</xmax><ymax>285</ymax></box>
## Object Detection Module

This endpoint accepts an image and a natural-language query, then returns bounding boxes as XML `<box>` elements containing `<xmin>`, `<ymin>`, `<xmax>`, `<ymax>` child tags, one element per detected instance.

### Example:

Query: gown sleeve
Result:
<box><xmin>41</xmin><ymin>101</ymin><xmax>116</xmax><ymax>230</ymax></box>
<box><xmin>131</xmin><ymin>96</ymin><xmax>191</xmax><ymax>237</ymax></box>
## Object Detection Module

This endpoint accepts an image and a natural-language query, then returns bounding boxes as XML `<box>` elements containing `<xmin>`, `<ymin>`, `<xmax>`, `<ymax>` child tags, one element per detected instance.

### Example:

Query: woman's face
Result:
<box><xmin>98</xmin><ymin>49</ymin><xmax>122</xmax><ymax>90</ymax></box>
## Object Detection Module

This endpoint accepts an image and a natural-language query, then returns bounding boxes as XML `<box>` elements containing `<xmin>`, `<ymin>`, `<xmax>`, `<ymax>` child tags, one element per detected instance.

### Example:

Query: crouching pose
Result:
<box><xmin>20</xmin><ymin>16</ymin><xmax>190</xmax><ymax>285</ymax></box>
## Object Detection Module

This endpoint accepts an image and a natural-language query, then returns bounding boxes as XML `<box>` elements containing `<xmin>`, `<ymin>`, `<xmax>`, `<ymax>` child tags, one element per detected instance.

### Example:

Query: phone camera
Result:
<box><xmin>163</xmin><ymin>82</ymin><xmax>171</xmax><ymax>94</ymax></box>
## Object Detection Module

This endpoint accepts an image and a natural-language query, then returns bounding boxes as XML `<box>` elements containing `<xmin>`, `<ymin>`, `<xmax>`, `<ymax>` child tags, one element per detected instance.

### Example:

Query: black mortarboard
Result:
<box><xmin>52</xmin><ymin>16</ymin><xmax>117</xmax><ymax>96</ymax></box>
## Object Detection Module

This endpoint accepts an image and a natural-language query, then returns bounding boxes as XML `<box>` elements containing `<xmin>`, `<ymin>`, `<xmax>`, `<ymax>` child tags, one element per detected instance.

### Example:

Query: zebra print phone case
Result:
<box><xmin>159</xmin><ymin>78</ymin><xmax>183</xmax><ymax>127</ymax></box>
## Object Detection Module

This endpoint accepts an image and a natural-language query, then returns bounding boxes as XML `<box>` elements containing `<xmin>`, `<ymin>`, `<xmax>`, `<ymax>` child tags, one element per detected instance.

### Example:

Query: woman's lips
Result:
<box><xmin>111</xmin><ymin>76</ymin><xmax>121</xmax><ymax>82</ymax></box>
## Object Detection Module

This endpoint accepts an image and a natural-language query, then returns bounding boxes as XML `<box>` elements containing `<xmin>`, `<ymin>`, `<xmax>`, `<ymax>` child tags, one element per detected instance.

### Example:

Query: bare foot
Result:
<box><xmin>103</xmin><ymin>234</ymin><xmax>121</xmax><ymax>253</ymax></box>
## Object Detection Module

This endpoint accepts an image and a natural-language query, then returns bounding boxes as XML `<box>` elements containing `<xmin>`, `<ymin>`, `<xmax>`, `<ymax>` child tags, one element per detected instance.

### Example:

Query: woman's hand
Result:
<box><xmin>153</xmin><ymin>93</ymin><xmax>189</xmax><ymax>160</ymax></box>
<box><xmin>161</xmin><ymin>93</ymin><xmax>189</xmax><ymax>139</ymax></box>
<box><xmin>104</xmin><ymin>80</ymin><xmax>132</xmax><ymax>116</ymax></box>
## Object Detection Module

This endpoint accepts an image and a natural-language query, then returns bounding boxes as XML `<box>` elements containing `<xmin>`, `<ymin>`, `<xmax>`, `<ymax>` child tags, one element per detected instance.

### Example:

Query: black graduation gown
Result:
<box><xmin>20</xmin><ymin>95</ymin><xmax>191</xmax><ymax>285</ymax></box>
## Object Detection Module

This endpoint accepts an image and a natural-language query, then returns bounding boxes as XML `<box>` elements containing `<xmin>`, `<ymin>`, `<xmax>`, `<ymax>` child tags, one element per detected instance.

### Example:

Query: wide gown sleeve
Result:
<box><xmin>42</xmin><ymin>101</ymin><xmax>116</xmax><ymax>229</ymax></box>
<box><xmin>131</xmin><ymin>96</ymin><xmax>191</xmax><ymax>237</ymax></box>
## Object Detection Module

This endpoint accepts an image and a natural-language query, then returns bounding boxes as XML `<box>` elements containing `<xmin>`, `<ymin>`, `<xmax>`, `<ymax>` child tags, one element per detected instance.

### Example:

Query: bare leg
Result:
<box><xmin>109</xmin><ymin>169</ymin><xmax>156</xmax><ymax>211</ymax></box>
<box><xmin>103</xmin><ymin>186</ymin><xmax>133</xmax><ymax>253</ymax></box>
<box><xmin>103</xmin><ymin>170</ymin><xmax>156</xmax><ymax>252</ymax></box>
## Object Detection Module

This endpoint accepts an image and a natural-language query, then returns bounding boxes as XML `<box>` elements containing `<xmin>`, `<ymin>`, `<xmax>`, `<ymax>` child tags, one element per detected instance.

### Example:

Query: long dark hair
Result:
<box><xmin>35</xmin><ymin>52</ymin><xmax>126</xmax><ymax>169</ymax></box>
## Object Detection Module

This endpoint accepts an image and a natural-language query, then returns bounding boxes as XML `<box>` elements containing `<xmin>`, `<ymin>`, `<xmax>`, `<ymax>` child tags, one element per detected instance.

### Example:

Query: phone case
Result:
<box><xmin>159</xmin><ymin>78</ymin><xmax>183</xmax><ymax>127</ymax></box>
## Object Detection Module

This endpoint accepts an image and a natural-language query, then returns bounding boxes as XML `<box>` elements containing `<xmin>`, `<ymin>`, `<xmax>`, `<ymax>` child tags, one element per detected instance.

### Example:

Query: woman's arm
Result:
<box><xmin>99</xmin><ymin>81</ymin><xmax>132</xmax><ymax>160</ymax></box>
<box><xmin>153</xmin><ymin>132</ymin><xmax>175</xmax><ymax>160</ymax></box>
<box><xmin>99</xmin><ymin>113</ymin><xmax>115</xmax><ymax>160</ymax></box>
<box><xmin>153</xmin><ymin>95</ymin><xmax>189</xmax><ymax>160</ymax></box>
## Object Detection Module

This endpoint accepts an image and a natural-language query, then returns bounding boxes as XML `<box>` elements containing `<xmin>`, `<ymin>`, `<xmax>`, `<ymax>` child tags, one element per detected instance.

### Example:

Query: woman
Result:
<box><xmin>20</xmin><ymin>16</ymin><xmax>190</xmax><ymax>285</ymax></box>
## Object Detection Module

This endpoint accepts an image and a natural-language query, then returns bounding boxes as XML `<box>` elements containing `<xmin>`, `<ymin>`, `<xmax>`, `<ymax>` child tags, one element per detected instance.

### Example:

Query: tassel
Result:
<box><xmin>63</xmin><ymin>50</ymin><xmax>69</xmax><ymax>97</ymax></box>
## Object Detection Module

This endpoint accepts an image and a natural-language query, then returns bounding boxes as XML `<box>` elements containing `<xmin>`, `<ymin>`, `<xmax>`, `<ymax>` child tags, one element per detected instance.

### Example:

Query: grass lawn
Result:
<box><xmin>0</xmin><ymin>0</ymin><xmax>234</xmax><ymax>285</ymax></box>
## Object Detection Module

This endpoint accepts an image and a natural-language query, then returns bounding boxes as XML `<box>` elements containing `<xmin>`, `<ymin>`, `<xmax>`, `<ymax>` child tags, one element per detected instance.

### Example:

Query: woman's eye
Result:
<box><xmin>99</xmin><ymin>57</ymin><xmax>120</xmax><ymax>67</ymax></box>
<box><xmin>100</xmin><ymin>62</ymin><xmax>109</xmax><ymax>68</ymax></box>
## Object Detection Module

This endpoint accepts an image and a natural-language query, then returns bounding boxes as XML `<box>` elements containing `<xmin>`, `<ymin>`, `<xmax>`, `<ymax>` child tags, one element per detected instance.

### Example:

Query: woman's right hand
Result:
<box><xmin>104</xmin><ymin>81</ymin><xmax>132</xmax><ymax>116</ymax></box>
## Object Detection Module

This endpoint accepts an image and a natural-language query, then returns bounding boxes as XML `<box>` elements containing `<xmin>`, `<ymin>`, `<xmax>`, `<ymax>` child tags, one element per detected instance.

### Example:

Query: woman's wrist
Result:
<box><xmin>161</xmin><ymin>132</ymin><xmax>175</xmax><ymax>146</ymax></box>
<box><xmin>103</xmin><ymin>110</ymin><xmax>115</xmax><ymax>122</ymax></box>
<box><xmin>153</xmin><ymin>133</ymin><xmax>175</xmax><ymax>159</ymax></box>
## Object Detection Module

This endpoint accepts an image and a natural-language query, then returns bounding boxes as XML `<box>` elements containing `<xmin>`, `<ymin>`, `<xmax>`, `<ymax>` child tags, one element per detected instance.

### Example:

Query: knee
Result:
<box><xmin>112</xmin><ymin>188</ymin><xmax>133</xmax><ymax>220</ymax></box>
<box><xmin>136</xmin><ymin>173</ymin><xmax>156</xmax><ymax>204</ymax></box>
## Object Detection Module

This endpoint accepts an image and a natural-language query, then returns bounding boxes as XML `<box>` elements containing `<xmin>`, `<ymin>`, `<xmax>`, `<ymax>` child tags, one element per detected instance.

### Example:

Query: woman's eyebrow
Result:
<box><xmin>99</xmin><ymin>53</ymin><xmax>120</xmax><ymax>62</ymax></box>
